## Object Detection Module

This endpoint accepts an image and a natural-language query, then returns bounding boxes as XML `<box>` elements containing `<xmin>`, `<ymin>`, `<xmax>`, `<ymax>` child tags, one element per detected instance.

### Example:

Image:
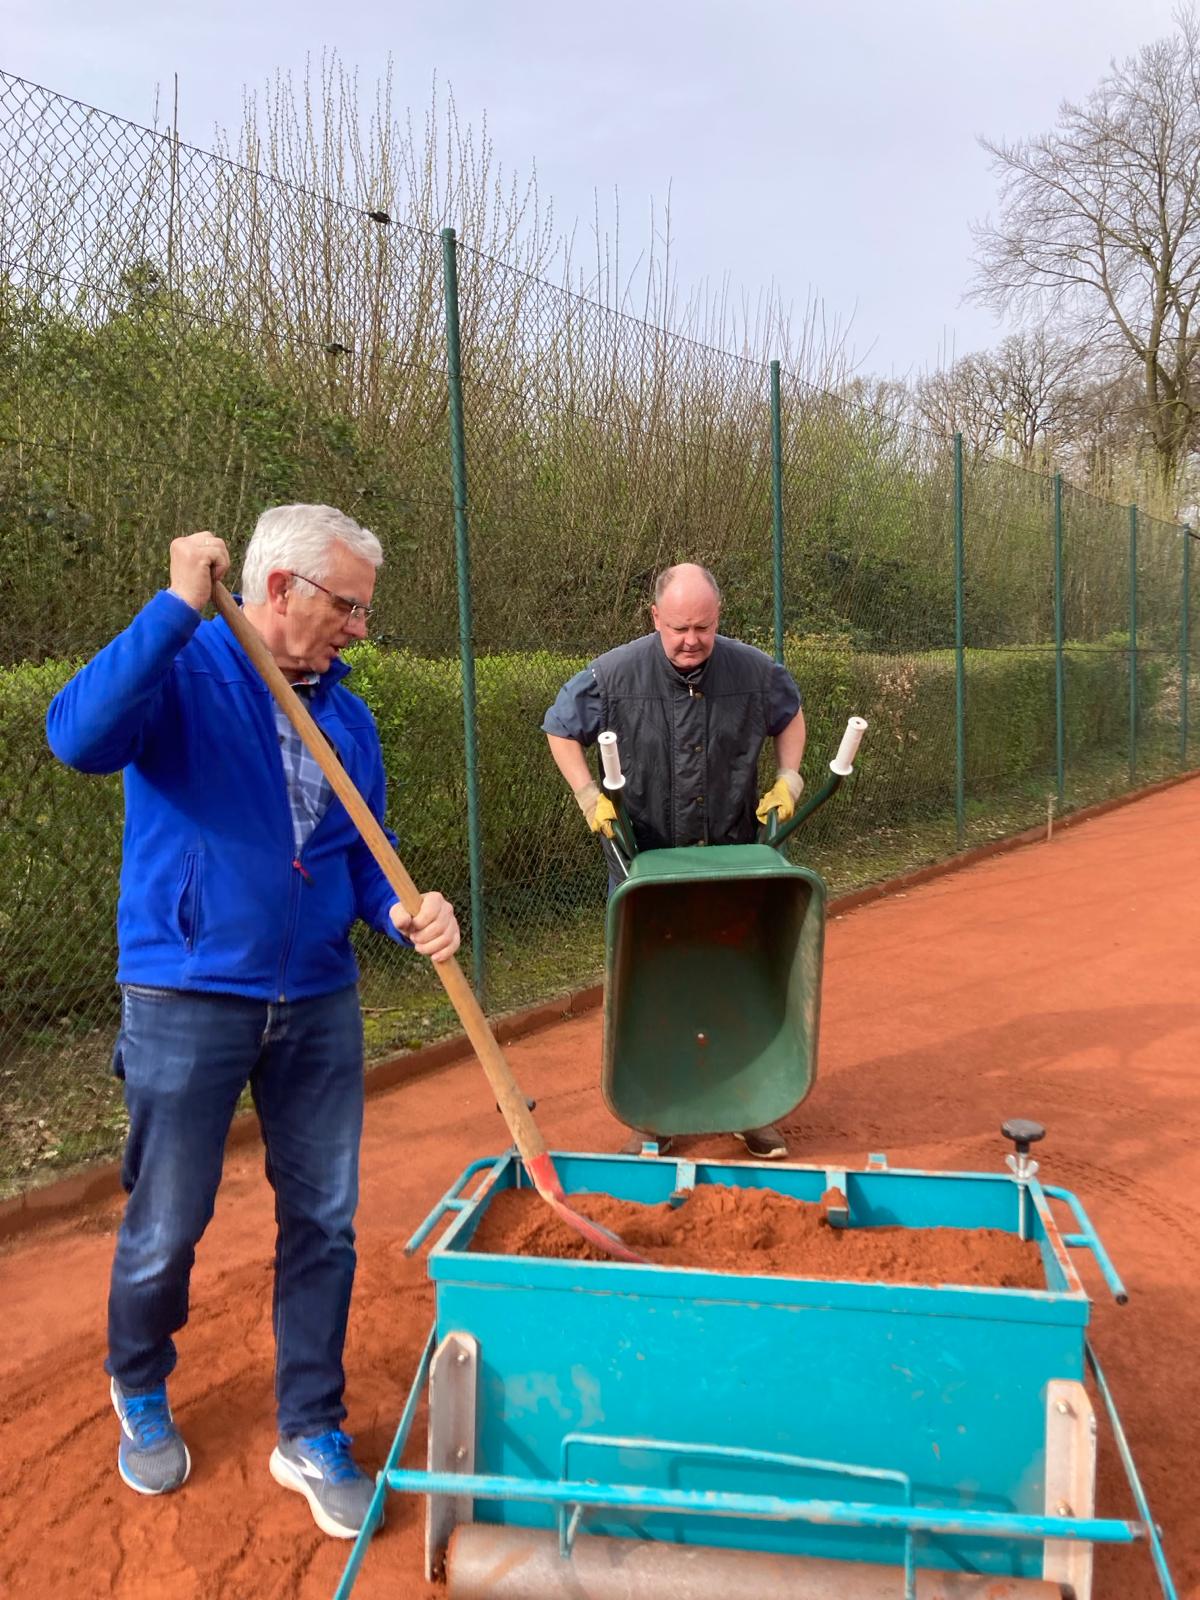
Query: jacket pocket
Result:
<box><xmin>175</xmin><ymin>850</ymin><xmax>204</xmax><ymax>952</ymax></box>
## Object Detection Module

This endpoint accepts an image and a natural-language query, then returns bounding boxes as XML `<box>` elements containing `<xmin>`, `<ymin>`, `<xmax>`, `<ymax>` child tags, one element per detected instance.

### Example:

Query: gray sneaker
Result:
<box><xmin>269</xmin><ymin>1428</ymin><xmax>379</xmax><ymax>1539</ymax></box>
<box><xmin>111</xmin><ymin>1376</ymin><xmax>191</xmax><ymax>1495</ymax></box>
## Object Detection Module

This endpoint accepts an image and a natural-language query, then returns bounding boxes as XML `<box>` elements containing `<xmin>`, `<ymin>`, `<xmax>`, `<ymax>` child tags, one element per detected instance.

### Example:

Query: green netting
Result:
<box><xmin>1</xmin><ymin>70</ymin><xmax>1196</xmax><ymax>1196</ymax></box>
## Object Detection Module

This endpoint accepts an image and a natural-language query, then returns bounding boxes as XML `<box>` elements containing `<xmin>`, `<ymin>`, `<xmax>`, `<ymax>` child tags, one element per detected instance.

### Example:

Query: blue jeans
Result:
<box><xmin>107</xmin><ymin>984</ymin><xmax>364</xmax><ymax>1437</ymax></box>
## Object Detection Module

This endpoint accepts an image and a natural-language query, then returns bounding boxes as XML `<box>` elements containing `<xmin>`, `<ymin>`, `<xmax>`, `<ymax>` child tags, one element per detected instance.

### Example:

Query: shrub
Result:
<box><xmin>0</xmin><ymin>636</ymin><xmax>1163</xmax><ymax>1032</ymax></box>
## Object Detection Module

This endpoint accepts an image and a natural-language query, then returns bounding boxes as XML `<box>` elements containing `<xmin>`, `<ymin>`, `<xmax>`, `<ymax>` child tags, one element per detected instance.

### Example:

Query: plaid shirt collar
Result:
<box><xmin>274</xmin><ymin>674</ymin><xmax>333</xmax><ymax>854</ymax></box>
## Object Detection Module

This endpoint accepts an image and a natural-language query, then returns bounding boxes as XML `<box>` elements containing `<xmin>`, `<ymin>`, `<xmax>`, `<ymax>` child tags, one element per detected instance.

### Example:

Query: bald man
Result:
<box><xmin>543</xmin><ymin>563</ymin><xmax>806</xmax><ymax>1160</ymax></box>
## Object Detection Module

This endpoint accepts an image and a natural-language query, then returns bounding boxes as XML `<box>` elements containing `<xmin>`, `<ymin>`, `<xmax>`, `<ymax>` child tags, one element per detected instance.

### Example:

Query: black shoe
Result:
<box><xmin>735</xmin><ymin>1124</ymin><xmax>787</xmax><ymax>1160</ymax></box>
<box><xmin>618</xmin><ymin>1131</ymin><xmax>675</xmax><ymax>1157</ymax></box>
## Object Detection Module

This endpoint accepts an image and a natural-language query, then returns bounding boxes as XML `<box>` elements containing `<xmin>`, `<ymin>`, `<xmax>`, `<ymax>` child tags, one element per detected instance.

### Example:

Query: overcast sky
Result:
<box><xmin>5</xmin><ymin>0</ymin><xmax>1188</xmax><ymax>377</ymax></box>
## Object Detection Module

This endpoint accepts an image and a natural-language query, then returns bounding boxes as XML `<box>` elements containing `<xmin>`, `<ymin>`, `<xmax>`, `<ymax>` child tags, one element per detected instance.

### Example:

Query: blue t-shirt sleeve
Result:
<box><xmin>766</xmin><ymin>663</ymin><xmax>803</xmax><ymax>737</ymax></box>
<box><xmin>542</xmin><ymin>668</ymin><xmax>603</xmax><ymax>745</ymax></box>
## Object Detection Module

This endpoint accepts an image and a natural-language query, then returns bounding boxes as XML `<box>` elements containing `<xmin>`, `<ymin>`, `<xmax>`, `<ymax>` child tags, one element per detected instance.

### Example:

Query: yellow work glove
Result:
<box><xmin>755</xmin><ymin>769</ymin><xmax>805</xmax><ymax>825</ymax></box>
<box><xmin>573</xmin><ymin>780</ymin><xmax>617</xmax><ymax>839</ymax></box>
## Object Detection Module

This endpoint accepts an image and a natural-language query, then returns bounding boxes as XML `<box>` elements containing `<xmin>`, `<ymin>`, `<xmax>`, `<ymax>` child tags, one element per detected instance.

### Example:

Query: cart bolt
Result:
<box><xmin>1055</xmin><ymin>1399</ymin><xmax>1071</xmax><ymax>1416</ymax></box>
<box><xmin>696</xmin><ymin>1032</ymin><xmax>708</xmax><ymax>1046</ymax></box>
<box><xmin>455</xmin><ymin>1446</ymin><xmax>468</xmax><ymax>1462</ymax></box>
<box><xmin>1055</xmin><ymin>1500</ymin><xmax>1072</xmax><ymax>1517</ymax></box>
<box><xmin>456</xmin><ymin>1349</ymin><xmax>468</xmax><ymax>1365</ymax></box>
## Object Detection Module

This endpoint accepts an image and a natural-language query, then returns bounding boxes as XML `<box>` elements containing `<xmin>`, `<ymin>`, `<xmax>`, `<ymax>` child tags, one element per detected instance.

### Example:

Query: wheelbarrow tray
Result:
<box><xmin>602</xmin><ymin>843</ymin><xmax>825</xmax><ymax>1135</ymax></box>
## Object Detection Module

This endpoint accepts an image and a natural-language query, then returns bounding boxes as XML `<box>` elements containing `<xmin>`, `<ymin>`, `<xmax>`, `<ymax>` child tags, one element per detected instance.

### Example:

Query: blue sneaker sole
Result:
<box><xmin>111</xmin><ymin>1377</ymin><xmax>192</xmax><ymax>1495</ymax></box>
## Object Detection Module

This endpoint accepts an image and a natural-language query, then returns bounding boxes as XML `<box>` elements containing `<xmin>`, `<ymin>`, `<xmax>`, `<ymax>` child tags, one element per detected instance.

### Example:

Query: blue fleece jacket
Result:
<box><xmin>46</xmin><ymin>589</ymin><xmax>407</xmax><ymax>1001</ymax></box>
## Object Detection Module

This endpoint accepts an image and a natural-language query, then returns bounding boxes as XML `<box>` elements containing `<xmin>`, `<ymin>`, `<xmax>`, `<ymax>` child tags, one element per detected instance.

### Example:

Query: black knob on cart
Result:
<box><xmin>1001</xmin><ymin>1118</ymin><xmax>1046</xmax><ymax>1157</ymax></box>
<box><xmin>1001</xmin><ymin>1118</ymin><xmax>1045</xmax><ymax>1193</ymax></box>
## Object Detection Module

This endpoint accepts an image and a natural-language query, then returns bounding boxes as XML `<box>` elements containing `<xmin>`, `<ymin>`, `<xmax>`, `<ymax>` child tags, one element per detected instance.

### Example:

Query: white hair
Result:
<box><xmin>240</xmin><ymin>504</ymin><xmax>383</xmax><ymax>603</ymax></box>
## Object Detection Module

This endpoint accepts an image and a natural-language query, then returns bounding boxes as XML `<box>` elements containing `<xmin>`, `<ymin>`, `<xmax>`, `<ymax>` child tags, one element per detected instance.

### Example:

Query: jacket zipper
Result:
<box><xmin>276</xmin><ymin>854</ymin><xmax>314</xmax><ymax>1000</ymax></box>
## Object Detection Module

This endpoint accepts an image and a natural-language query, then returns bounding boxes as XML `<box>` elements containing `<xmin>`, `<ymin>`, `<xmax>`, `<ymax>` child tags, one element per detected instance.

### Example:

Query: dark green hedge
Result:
<box><xmin>0</xmin><ymin>637</ymin><xmax>1162</xmax><ymax>1029</ymax></box>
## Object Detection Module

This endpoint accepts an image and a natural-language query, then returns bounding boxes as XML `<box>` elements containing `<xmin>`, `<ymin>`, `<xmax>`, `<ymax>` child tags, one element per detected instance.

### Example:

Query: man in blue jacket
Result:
<box><xmin>46</xmin><ymin>504</ymin><xmax>460</xmax><ymax>1540</ymax></box>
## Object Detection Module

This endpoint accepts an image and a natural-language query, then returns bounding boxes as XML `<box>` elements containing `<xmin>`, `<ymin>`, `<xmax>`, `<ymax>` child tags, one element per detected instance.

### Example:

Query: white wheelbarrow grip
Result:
<box><xmin>598</xmin><ymin>730</ymin><xmax>625</xmax><ymax>790</ymax></box>
<box><xmin>830</xmin><ymin>716</ymin><xmax>868</xmax><ymax>777</ymax></box>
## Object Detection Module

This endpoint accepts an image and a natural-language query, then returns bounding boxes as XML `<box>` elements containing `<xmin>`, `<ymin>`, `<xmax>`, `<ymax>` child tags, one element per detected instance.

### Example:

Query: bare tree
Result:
<box><xmin>1054</xmin><ymin>366</ymin><xmax>1144</xmax><ymax>496</ymax></box>
<box><xmin>972</xmin><ymin>8</ymin><xmax>1200</xmax><ymax>499</ymax></box>
<box><xmin>837</xmin><ymin>374</ymin><xmax>913</xmax><ymax>436</ymax></box>
<box><xmin>912</xmin><ymin>351</ymin><xmax>1006</xmax><ymax>457</ymax></box>
<box><xmin>976</xmin><ymin>330</ymin><xmax>1093</xmax><ymax>464</ymax></box>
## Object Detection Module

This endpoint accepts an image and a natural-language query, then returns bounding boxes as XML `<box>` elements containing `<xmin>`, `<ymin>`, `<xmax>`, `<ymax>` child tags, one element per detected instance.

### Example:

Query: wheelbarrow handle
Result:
<box><xmin>597</xmin><ymin>730</ymin><xmax>624</xmax><ymax>788</ymax></box>
<box><xmin>762</xmin><ymin>771</ymin><xmax>843</xmax><ymax>847</ymax></box>
<box><xmin>597</xmin><ymin>730</ymin><xmax>637</xmax><ymax>865</ymax></box>
<box><xmin>760</xmin><ymin>717</ymin><xmax>868</xmax><ymax>849</ymax></box>
<box><xmin>210</xmin><ymin>583</ymin><xmax>549</xmax><ymax>1168</ymax></box>
<box><xmin>831</xmin><ymin>716</ymin><xmax>869</xmax><ymax>777</ymax></box>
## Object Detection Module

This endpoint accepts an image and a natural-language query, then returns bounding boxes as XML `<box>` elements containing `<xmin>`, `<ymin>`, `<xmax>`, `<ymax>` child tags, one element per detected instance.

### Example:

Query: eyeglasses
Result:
<box><xmin>288</xmin><ymin>572</ymin><xmax>374</xmax><ymax>624</ymax></box>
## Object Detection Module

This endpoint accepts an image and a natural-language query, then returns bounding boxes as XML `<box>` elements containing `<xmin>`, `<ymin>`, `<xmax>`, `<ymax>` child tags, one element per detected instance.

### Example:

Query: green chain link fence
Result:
<box><xmin>1</xmin><ymin>71</ymin><xmax>1195</xmax><ymax>1196</ymax></box>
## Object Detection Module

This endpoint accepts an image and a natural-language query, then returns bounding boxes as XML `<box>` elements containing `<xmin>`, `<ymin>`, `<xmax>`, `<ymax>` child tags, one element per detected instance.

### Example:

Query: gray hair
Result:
<box><xmin>240</xmin><ymin>504</ymin><xmax>383</xmax><ymax>603</ymax></box>
<box><xmin>653</xmin><ymin>564</ymin><xmax>722</xmax><ymax>605</ymax></box>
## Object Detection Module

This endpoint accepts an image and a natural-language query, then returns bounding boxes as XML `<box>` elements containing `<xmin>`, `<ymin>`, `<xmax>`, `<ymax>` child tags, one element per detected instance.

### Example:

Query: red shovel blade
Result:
<box><xmin>526</xmin><ymin>1153</ymin><xmax>649</xmax><ymax>1265</ymax></box>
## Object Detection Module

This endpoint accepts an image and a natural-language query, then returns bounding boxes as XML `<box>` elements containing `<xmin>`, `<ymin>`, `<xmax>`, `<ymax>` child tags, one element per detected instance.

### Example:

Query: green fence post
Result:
<box><xmin>1054</xmin><ymin>474</ymin><xmax>1065</xmax><ymax>809</ymax></box>
<box><xmin>954</xmin><ymin>432</ymin><xmax>966</xmax><ymax>846</ymax></box>
<box><xmin>1183</xmin><ymin>526</ymin><xmax>1192</xmax><ymax>767</ymax></box>
<box><xmin>1129</xmin><ymin>504</ymin><xmax>1138</xmax><ymax>787</ymax></box>
<box><xmin>441</xmin><ymin>226</ymin><xmax>487</xmax><ymax>1006</ymax></box>
<box><xmin>770</xmin><ymin>360</ymin><xmax>785</xmax><ymax>664</ymax></box>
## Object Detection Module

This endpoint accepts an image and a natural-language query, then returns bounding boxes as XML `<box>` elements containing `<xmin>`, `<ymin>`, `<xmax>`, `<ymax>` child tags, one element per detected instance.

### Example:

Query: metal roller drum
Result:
<box><xmin>445</xmin><ymin>1525</ymin><xmax>1067</xmax><ymax>1600</ymax></box>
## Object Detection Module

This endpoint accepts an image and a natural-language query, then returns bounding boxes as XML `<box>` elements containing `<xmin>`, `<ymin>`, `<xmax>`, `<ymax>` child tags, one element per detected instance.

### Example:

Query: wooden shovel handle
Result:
<box><xmin>210</xmin><ymin>583</ymin><xmax>550</xmax><ymax>1171</ymax></box>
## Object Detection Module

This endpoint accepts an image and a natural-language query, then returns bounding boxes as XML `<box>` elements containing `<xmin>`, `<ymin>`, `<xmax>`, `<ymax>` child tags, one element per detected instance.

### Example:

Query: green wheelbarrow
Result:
<box><xmin>598</xmin><ymin>717</ymin><xmax>867</xmax><ymax>1141</ymax></box>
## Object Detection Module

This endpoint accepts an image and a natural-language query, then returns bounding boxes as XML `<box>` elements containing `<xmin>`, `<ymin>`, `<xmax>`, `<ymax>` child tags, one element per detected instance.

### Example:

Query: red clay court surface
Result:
<box><xmin>1</xmin><ymin>779</ymin><xmax>1198</xmax><ymax>1600</ymax></box>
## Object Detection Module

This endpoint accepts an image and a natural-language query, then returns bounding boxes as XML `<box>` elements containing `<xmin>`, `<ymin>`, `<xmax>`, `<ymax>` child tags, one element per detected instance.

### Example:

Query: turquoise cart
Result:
<box><xmin>333</xmin><ymin>1147</ymin><xmax>1177</xmax><ymax>1600</ymax></box>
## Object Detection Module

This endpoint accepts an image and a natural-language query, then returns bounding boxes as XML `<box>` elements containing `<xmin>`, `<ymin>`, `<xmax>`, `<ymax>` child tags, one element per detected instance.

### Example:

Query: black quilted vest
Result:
<box><xmin>590</xmin><ymin>632</ymin><xmax>776</xmax><ymax>850</ymax></box>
